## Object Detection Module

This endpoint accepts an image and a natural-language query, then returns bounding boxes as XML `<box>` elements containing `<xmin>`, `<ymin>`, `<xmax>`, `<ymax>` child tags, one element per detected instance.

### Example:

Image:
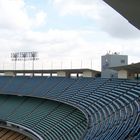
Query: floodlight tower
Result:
<box><xmin>11</xmin><ymin>51</ymin><xmax>39</xmax><ymax>76</ymax></box>
<box><xmin>11</xmin><ymin>53</ymin><xmax>18</xmax><ymax>70</ymax></box>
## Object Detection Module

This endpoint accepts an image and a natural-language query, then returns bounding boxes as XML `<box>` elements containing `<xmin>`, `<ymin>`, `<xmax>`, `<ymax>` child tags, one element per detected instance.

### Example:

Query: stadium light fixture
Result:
<box><xmin>11</xmin><ymin>52</ymin><xmax>39</xmax><ymax>76</ymax></box>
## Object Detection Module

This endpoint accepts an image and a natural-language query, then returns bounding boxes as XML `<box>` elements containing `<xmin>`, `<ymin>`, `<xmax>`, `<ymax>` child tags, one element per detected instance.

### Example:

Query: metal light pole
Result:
<box><xmin>22</xmin><ymin>53</ymin><xmax>27</xmax><ymax>75</ymax></box>
<box><xmin>31</xmin><ymin>52</ymin><xmax>38</xmax><ymax>76</ymax></box>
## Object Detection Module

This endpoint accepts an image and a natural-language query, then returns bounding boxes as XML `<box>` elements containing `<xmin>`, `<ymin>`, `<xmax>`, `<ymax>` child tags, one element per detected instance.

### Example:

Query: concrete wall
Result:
<box><xmin>83</xmin><ymin>71</ymin><xmax>93</xmax><ymax>77</ymax></box>
<box><xmin>101</xmin><ymin>69</ymin><xmax>118</xmax><ymax>78</ymax></box>
<box><xmin>118</xmin><ymin>70</ymin><xmax>128</xmax><ymax>79</ymax></box>
<box><xmin>4</xmin><ymin>72</ymin><xmax>15</xmax><ymax>76</ymax></box>
<box><xmin>57</xmin><ymin>71</ymin><xmax>66</xmax><ymax>77</ymax></box>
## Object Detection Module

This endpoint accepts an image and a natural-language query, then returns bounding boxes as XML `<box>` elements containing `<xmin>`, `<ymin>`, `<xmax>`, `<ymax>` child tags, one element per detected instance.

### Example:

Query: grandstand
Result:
<box><xmin>0</xmin><ymin>92</ymin><xmax>87</xmax><ymax>140</ymax></box>
<box><xmin>0</xmin><ymin>1</ymin><xmax>139</xmax><ymax>140</ymax></box>
<box><xmin>0</xmin><ymin>75</ymin><xmax>139</xmax><ymax>139</ymax></box>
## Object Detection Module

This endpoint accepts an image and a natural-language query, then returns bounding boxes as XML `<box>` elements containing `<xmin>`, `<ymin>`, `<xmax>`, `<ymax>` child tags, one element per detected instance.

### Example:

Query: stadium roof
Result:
<box><xmin>110</xmin><ymin>62</ymin><xmax>140</xmax><ymax>73</ymax></box>
<box><xmin>0</xmin><ymin>69</ymin><xmax>100</xmax><ymax>74</ymax></box>
<box><xmin>103</xmin><ymin>0</ymin><xmax>140</xmax><ymax>30</ymax></box>
<box><xmin>0</xmin><ymin>69</ymin><xmax>101</xmax><ymax>77</ymax></box>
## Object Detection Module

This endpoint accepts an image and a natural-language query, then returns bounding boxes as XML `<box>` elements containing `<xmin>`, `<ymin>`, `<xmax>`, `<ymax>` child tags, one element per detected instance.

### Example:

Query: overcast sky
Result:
<box><xmin>0</xmin><ymin>0</ymin><xmax>140</xmax><ymax>70</ymax></box>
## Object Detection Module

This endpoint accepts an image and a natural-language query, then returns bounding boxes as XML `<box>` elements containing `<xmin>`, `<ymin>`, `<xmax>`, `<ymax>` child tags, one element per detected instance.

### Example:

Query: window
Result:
<box><xmin>121</xmin><ymin>59</ymin><xmax>125</xmax><ymax>64</ymax></box>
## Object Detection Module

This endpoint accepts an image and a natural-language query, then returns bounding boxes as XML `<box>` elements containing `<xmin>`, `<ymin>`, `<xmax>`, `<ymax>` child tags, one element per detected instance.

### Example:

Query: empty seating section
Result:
<box><xmin>21</xmin><ymin>100</ymin><xmax>60</xmax><ymax>128</ymax></box>
<box><xmin>56</xmin><ymin>78</ymin><xmax>95</xmax><ymax>100</ymax></box>
<box><xmin>15</xmin><ymin>77</ymin><xmax>46</xmax><ymax>95</ymax></box>
<box><xmin>44</xmin><ymin>78</ymin><xmax>77</xmax><ymax>98</ymax></box>
<box><xmin>0</xmin><ymin>94</ymin><xmax>87</xmax><ymax>140</ymax></box>
<box><xmin>0</xmin><ymin>96</ymin><xmax>26</xmax><ymax>120</ymax></box>
<box><xmin>0</xmin><ymin>76</ymin><xmax>140</xmax><ymax>139</ymax></box>
<box><xmin>1</xmin><ymin>76</ymin><xmax>29</xmax><ymax>94</ymax></box>
<box><xmin>0</xmin><ymin>76</ymin><xmax>12</xmax><ymax>90</ymax></box>
<box><xmin>32</xmin><ymin>105</ymin><xmax>86</xmax><ymax>140</ymax></box>
<box><xmin>7</xmin><ymin>97</ymin><xmax>43</xmax><ymax>123</ymax></box>
<box><xmin>31</xmin><ymin>77</ymin><xmax>64</xmax><ymax>96</ymax></box>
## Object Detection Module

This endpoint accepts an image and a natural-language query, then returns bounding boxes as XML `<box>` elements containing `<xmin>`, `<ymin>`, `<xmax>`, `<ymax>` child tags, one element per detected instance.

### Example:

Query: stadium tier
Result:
<box><xmin>0</xmin><ymin>76</ymin><xmax>139</xmax><ymax>139</ymax></box>
<box><xmin>0</xmin><ymin>94</ymin><xmax>86</xmax><ymax>140</ymax></box>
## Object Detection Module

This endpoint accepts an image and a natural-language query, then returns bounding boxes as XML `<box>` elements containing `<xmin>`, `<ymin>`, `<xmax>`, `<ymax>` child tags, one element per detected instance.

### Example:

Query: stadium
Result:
<box><xmin>0</xmin><ymin>0</ymin><xmax>140</xmax><ymax>140</ymax></box>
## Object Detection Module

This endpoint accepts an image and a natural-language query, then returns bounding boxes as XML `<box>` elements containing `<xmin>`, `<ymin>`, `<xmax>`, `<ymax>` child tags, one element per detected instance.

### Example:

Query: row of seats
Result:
<box><xmin>0</xmin><ymin>76</ymin><xmax>139</xmax><ymax>139</ymax></box>
<box><xmin>60</xmin><ymin>78</ymin><xmax>140</xmax><ymax>139</ymax></box>
<box><xmin>0</xmin><ymin>94</ymin><xmax>87</xmax><ymax>140</ymax></box>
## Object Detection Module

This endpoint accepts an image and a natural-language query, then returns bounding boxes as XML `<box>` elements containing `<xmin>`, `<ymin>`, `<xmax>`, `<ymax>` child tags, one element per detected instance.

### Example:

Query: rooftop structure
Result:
<box><xmin>101</xmin><ymin>52</ymin><xmax>128</xmax><ymax>78</ymax></box>
<box><xmin>111</xmin><ymin>62</ymin><xmax>140</xmax><ymax>79</ymax></box>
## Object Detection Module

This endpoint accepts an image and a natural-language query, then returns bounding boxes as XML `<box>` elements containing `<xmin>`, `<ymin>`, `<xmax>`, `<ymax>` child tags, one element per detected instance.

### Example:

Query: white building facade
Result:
<box><xmin>101</xmin><ymin>53</ymin><xmax>128</xmax><ymax>78</ymax></box>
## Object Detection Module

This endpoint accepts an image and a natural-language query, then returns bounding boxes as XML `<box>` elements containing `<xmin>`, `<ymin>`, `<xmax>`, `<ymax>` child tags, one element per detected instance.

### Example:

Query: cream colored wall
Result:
<box><xmin>118</xmin><ymin>70</ymin><xmax>128</xmax><ymax>79</ymax></box>
<box><xmin>83</xmin><ymin>71</ymin><xmax>94</xmax><ymax>77</ymax></box>
<box><xmin>57</xmin><ymin>71</ymin><xmax>66</xmax><ymax>77</ymax></box>
<box><xmin>4</xmin><ymin>72</ymin><xmax>15</xmax><ymax>76</ymax></box>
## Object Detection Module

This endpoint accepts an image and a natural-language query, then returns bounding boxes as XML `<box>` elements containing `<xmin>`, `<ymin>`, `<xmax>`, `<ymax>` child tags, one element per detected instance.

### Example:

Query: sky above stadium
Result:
<box><xmin>0</xmin><ymin>0</ymin><xmax>140</xmax><ymax>70</ymax></box>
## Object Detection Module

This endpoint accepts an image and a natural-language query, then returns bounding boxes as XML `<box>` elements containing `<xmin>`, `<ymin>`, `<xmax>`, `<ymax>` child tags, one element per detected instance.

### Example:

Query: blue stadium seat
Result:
<box><xmin>0</xmin><ymin>76</ymin><xmax>139</xmax><ymax>139</ymax></box>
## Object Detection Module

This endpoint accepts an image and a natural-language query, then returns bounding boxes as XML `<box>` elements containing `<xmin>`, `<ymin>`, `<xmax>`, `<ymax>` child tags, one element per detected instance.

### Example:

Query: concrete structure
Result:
<box><xmin>0</xmin><ymin>69</ymin><xmax>101</xmax><ymax>78</ymax></box>
<box><xmin>57</xmin><ymin>71</ymin><xmax>67</xmax><ymax>77</ymax></box>
<box><xmin>4</xmin><ymin>71</ymin><xmax>15</xmax><ymax>76</ymax></box>
<box><xmin>103</xmin><ymin>0</ymin><xmax>140</xmax><ymax>30</ymax></box>
<box><xmin>101</xmin><ymin>52</ymin><xmax>128</xmax><ymax>78</ymax></box>
<box><xmin>83</xmin><ymin>70</ymin><xmax>97</xmax><ymax>77</ymax></box>
<box><xmin>111</xmin><ymin>62</ymin><xmax>140</xmax><ymax>79</ymax></box>
<box><xmin>118</xmin><ymin>70</ymin><xmax>128</xmax><ymax>79</ymax></box>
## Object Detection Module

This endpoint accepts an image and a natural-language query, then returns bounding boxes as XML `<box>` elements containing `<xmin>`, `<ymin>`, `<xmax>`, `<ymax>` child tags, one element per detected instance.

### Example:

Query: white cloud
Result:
<box><xmin>98</xmin><ymin>2</ymin><xmax>140</xmax><ymax>39</ymax></box>
<box><xmin>34</xmin><ymin>11</ymin><xmax>47</xmax><ymax>28</ymax></box>
<box><xmin>53</xmin><ymin>0</ymin><xmax>100</xmax><ymax>19</ymax></box>
<box><xmin>0</xmin><ymin>0</ymin><xmax>139</xmax><ymax>70</ymax></box>
<box><xmin>0</xmin><ymin>26</ymin><xmax>140</xmax><ymax>70</ymax></box>
<box><xmin>52</xmin><ymin>0</ymin><xmax>140</xmax><ymax>39</ymax></box>
<box><xmin>0</xmin><ymin>0</ymin><xmax>47</xmax><ymax>31</ymax></box>
<box><xmin>16</xmin><ymin>29</ymin><xmax>140</xmax><ymax>70</ymax></box>
<box><xmin>0</xmin><ymin>0</ymin><xmax>31</xmax><ymax>30</ymax></box>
